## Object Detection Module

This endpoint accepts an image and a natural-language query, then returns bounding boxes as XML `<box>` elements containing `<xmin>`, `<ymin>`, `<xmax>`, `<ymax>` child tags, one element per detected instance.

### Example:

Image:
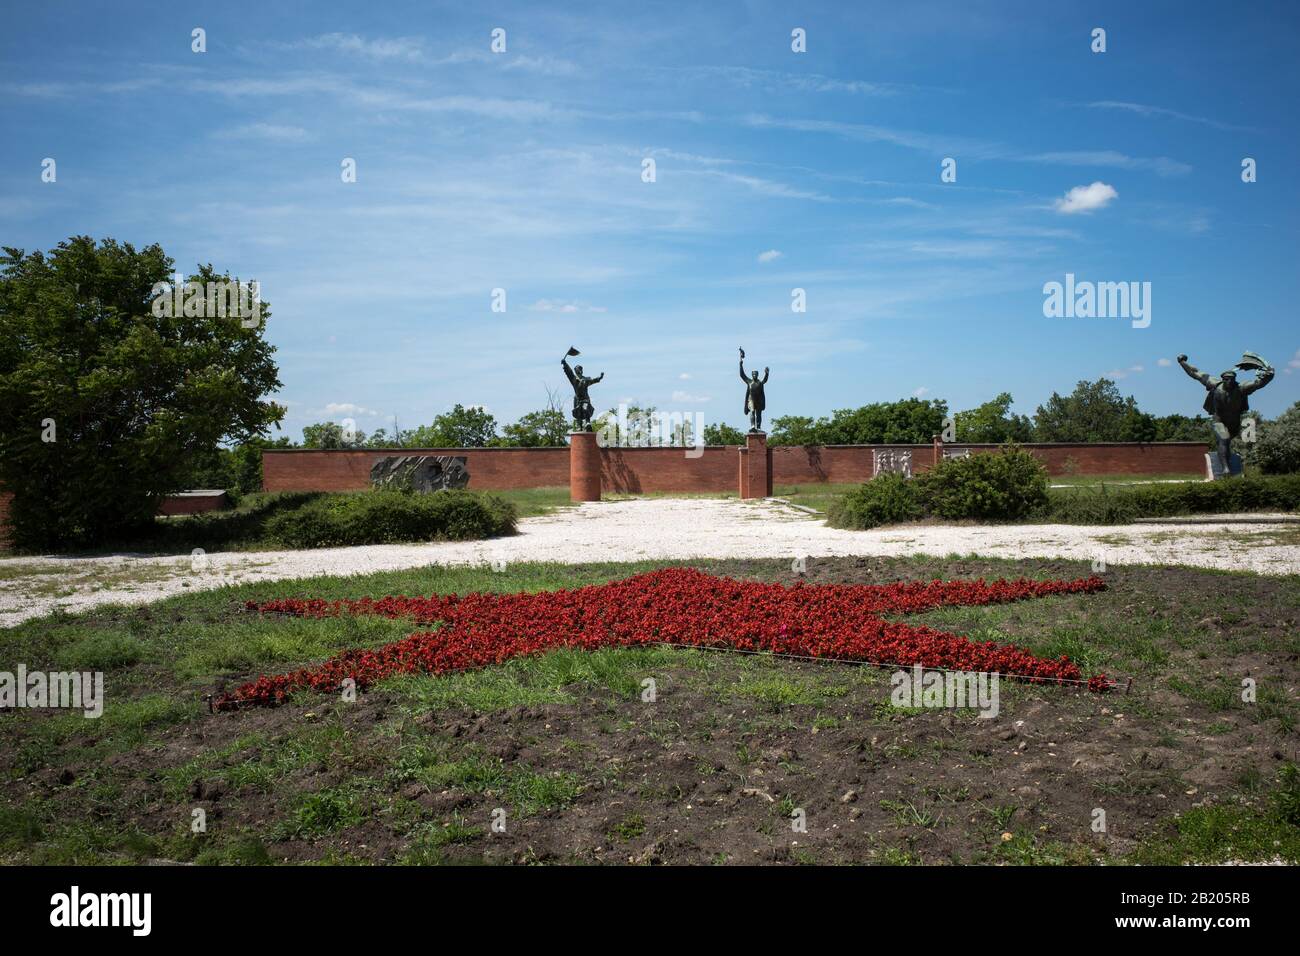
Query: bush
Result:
<box><xmin>1253</xmin><ymin>402</ymin><xmax>1300</xmax><ymax>475</ymax></box>
<box><xmin>1043</xmin><ymin>474</ymin><xmax>1300</xmax><ymax>524</ymax></box>
<box><xmin>264</xmin><ymin>489</ymin><xmax>516</xmax><ymax>549</ymax></box>
<box><xmin>916</xmin><ymin>446</ymin><xmax>1048</xmax><ymax>521</ymax></box>
<box><xmin>827</xmin><ymin>473</ymin><xmax>923</xmax><ymax>529</ymax></box>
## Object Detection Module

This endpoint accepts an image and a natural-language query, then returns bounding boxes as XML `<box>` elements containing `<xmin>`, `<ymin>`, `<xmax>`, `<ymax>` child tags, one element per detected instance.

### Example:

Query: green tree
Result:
<box><xmin>1151</xmin><ymin>413</ymin><xmax>1211</xmax><ymax>443</ymax></box>
<box><xmin>406</xmin><ymin>404</ymin><xmax>499</xmax><ymax>447</ymax></box>
<box><xmin>302</xmin><ymin>421</ymin><xmax>367</xmax><ymax>448</ymax></box>
<box><xmin>499</xmin><ymin>407</ymin><xmax>569</xmax><ymax>446</ymax></box>
<box><xmin>0</xmin><ymin>237</ymin><xmax>283</xmax><ymax>548</ymax></box>
<box><xmin>703</xmin><ymin>422</ymin><xmax>746</xmax><ymax>445</ymax></box>
<box><xmin>953</xmin><ymin>392</ymin><xmax>1034</xmax><ymax>443</ymax></box>
<box><xmin>1033</xmin><ymin>379</ymin><xmax>1147</xmax><ymax>442</ymax></box>
<box><xmin>769</xmin><ymin>415</ymin><xmax>823</xmax><ymax>445</ymax></box>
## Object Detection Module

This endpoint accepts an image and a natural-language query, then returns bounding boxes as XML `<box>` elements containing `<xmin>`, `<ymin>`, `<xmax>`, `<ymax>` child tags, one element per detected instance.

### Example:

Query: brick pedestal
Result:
<box><xmin>738</xmin><ymin>432</ymin><xmax>772</xmax><ymax>499</ymax></box>
<box><xmin>569</xmin><ymin>431</ymin><xmax>602</xmax><ymax>501</ymax></box>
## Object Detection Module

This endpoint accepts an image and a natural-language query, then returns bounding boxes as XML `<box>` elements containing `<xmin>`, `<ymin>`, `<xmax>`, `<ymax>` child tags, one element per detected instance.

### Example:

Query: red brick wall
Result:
<box><xmin>262</xmin><ymin>442</ymin><xmax>1207</xmax><ymax>494</ymax></box>
<box><xmin>772</xmin><ymin>442</ymin><xmax>1207</xmax><ymax>482</ymax></box>
<box><xmin>262</xmin><ymin>448</ymin><xmax>572</xmax><ymax>492</ymax></box>
<box><xmin>0</xmin><ymin>443</ymin><xmax>1210</xmax><ymax>546</ymax></box>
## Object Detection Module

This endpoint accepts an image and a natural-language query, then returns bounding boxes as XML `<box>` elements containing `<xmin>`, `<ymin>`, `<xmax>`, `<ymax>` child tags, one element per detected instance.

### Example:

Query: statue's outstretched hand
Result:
<box><xmin>1177</xmin><ymin>354</ymin><xmax>1188</xmax><ymax>363</ymax></box>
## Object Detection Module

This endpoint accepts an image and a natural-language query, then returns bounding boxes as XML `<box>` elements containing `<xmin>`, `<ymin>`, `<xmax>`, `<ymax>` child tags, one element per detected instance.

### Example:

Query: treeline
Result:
<box><xmin>189</xmin><ymin>379</ymin><xmax>1300</xmax><ymax>496</ymax></box>
<box><xmin>763</xmin><ymin>381</ymin><xmax>1215</xmax><ymax>447</ymax></box>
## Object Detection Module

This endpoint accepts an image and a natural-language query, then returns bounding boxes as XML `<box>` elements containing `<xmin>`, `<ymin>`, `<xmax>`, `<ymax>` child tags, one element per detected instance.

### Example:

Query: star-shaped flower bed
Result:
<box><xmin>214</xmin><ymin>567</ymin><xmax>1110</xmax><ymax>711</ymax></box>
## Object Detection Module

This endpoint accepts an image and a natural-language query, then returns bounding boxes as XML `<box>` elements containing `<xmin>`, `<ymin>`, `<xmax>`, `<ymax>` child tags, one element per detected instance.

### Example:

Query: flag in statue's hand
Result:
<box><xmin>566</xmin><ymin>347</ymin><xmax>581</xmax><ymax>357</ymax></box>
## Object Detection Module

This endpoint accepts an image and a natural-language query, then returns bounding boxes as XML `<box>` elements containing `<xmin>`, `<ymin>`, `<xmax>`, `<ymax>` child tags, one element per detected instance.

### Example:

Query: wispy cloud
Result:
<box><xmin>225</xmin><ymin>122</ymin><xmax>312</xmax><ymax>142</ymax></box>
<box><xmin>757</xmin><ymin>249</ymin><xmax>783</xmax><ymax>263</ymax></box>
<box><xmin>1085</xmin><ymin>100</ymin><xmax>1254</xmax><ymax>132</ymax></box>
<box><xmin>294</xmin><ymin>33</ymin><xmax>425</xmax><ymax>60</ymax></box>
<box><xmin>1102</xmin><ymin>365</ymin><xmax>1144</xmax><ymax>380</ymax></box>
<box><xmin>743</xmin><ymin>113</ymin><xmax>992</xmax><ymax>157</ymax></box>
<box><xmin>1025</xmin><ymin>150</ymin><xmax>1191</xmax><ymax>177</ymax></box>
<box><xmin>679</xmin><ymin>65</ymin><xmax>898</xmax><ymax>96</ymax></box>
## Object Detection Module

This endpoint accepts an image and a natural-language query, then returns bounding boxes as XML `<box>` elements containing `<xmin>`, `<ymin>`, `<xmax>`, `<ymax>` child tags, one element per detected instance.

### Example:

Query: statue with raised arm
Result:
<box><xmin>738</xmin><ymin>347</ymin><xmax>769</xmax><ymax>433</ymax></box>
<box><xmin>1177</xmin><ymin>351</ymin><xmax>1274</xmax><ymax>475</ymax></box>
<box><xmin>561</xmin><ymin>346</ymin><xmax>604</xmax><ymax>431</ymax></box>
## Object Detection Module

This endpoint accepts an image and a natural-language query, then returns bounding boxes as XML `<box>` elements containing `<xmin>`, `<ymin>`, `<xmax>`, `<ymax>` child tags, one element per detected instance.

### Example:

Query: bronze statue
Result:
<box><xmin>1177</xmin><ymin>351</ymin><xmax>1274</xmax><ymax>474</ymax></box>
<box><xmin>562</xmin><ymin>347</ymin><xmax>604</xmax><ymax>431</ymax></box>
<box><xmin>739</xmin><ymin>347</ymin><xmax>769</xmax><ymax>433</ymax></box>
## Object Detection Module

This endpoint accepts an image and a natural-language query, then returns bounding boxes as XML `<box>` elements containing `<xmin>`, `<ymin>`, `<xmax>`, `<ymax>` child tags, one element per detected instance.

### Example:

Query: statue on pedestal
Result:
<box><xmin>739</xmin><ymin>347</ymin><xmax>769</xmax><ymax>433</ymax></box>
<box><xmin>562</xmin><ymin>347</ymin><xmax>604</xmax><ymax>431</ymax></box>
<box><xmin>1177</xmin><ymin>351</ymin><xmax>1274</xmax><ymax>476</ymax></box>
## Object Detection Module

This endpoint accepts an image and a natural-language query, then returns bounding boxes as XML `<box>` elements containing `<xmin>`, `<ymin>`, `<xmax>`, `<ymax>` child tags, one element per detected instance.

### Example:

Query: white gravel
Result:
<box><xmin>1</xmin><ymin>497</ymin><xmax>1297</xmax><ymax>629</ymax></box>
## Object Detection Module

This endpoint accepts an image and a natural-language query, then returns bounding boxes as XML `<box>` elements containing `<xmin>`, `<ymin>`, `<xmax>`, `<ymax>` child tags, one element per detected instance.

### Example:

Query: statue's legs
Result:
<box><xmin>751</xmin><ymin>409</ymin><xmax>762</xmax><ymax>432</ymax></box>
<box><xmin>1213</xmin><ymin>420</ymin><xmax>1232</xmax><ymax>472</ymax></box>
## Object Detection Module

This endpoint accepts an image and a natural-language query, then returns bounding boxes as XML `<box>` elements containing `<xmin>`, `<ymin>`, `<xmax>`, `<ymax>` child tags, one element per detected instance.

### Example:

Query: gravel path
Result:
<box><xmin>2</xmin><ymin>497</ymin><xmax>1297</xmax><ymax>628</ymax></box>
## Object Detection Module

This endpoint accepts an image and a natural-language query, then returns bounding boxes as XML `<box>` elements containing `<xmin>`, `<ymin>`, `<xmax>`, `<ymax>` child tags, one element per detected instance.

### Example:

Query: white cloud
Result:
<box><xmin>1157</xmin><ymin>357</ymin><xmax>1173</xmax><ymax>367</ymax></box>
<box><xmin>672</xmin><ymin>390</ymin><xmax>710</xmax><ymax>404</ymax></box>
<box><xmin>678</xmin><ymin>372</ymin><xmax>692</xmax><ymax>380</ymax></box>
<box><xmin>1285</xmin><ymin>349</ymin><xmax>1300</xmax><ymax>374</ymax></box>
<box><xmin>912</xmin><ymin>386</ymin><xmax>930</xmax><ymax>398</ymax></box>
<box><xmin>757</xmin><ymin>249</ymin><xmax>783</xmax><ymax>263</ymax></box>
<box><xmin>1102</xmin><ymin>365</ymin><xmax>1144</xmax><ymax>380</ymax></box>
<box><xmin>526</xmin><ymin>299</ymin><xmax>607</xmax><ymax>313</ymax></box>
<box><xmin>1054</xmin><ymin>181</ymin><xmax>1118</xmax><ymax>215</ymax></box>
<box><xmin>323</xmin><ymin>402</ymin><xmax>382</xmax><ymax>417</ymax></box>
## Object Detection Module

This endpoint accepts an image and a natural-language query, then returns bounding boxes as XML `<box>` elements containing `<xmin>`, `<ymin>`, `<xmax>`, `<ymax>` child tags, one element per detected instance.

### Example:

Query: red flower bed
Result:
<box><xmin>214</xmin><ymin>568</ymin><xmax>1110</xmax><ymax>711</ymax></box>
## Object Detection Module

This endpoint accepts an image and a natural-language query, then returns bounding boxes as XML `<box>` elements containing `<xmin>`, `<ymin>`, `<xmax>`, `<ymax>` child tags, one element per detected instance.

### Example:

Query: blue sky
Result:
<box><xmin>3</xmin><ymin>0</ymin><xmax>1298</xmax><ymax>440</ymax></box>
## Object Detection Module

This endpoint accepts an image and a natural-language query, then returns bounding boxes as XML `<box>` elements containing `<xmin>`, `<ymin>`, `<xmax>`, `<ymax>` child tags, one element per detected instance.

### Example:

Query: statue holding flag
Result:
<box><xmin>562</xmin><ymin>346</ymin><xmax>604</xmax><ymax>431</ymax></box>
<box><xmin>1177</xmin><ymin>350</ymin><xmax>1274</xmax><ymax>476</ymax></box>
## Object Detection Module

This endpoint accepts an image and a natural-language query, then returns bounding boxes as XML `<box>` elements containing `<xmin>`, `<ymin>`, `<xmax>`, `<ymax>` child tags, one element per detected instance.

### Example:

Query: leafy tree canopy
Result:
<box><xmin>0</xmin><ymin>237</ymin><xmax>283</xmax><ymax>548</ymax></box>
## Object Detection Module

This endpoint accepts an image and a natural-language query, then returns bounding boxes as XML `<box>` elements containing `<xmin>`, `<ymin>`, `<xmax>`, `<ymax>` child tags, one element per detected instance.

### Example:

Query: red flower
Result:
<box><xmin>215</xmin><ymin>568</ymin><xmax>1112</xmax><ymax>711</ymax></box>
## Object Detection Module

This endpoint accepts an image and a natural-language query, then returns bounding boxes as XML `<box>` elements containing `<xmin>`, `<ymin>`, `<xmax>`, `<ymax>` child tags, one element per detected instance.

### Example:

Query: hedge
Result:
<box><xmin>1041</xmin><ymin>474</ymin><xmax>1300</xmax><ymax>524</ymax></box>
<box><xmin>827</xmin><ymin>446</ymin><xmax>1300</xmax><ymax>530</ymax></box>
<box><xmin>264</xmin><ymin>489</ymin><xmax>516</xmax><ymax>549</ymax></box>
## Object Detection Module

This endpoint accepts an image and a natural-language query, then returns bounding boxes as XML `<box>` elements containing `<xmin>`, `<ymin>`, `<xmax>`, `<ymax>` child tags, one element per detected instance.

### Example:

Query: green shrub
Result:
<box><xmin>827</xmin><ymin>473</ymin><xmax>923</xmax><ymax>529</ymax></box>
<box><xmin>1043</xmin><ymin>474</ymin><xmax>1300</xmax><ymax>523</ymax></box>
<box><xmin>265</xmin><ymin>489</ymin><xmax>516</xmax><ymax>548</ymax></box>
<box><xmin>1253</xmin><ymin>402</ymin><xmax>1300</xmax><ymax>475</ymax></box>
<box><xmin>916</xmin><ymin>446</ymin><xmax>1048</xmax><ymax>521</ymax></box>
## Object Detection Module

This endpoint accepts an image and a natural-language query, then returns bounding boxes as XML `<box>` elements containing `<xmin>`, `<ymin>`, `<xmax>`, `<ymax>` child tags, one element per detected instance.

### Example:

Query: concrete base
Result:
<box><xmin>570</xmin><ymin>431</ymin><xmax>602</xmax><ymax>501</ymax></box>
<box><xmin>1205</xmin><ymin>452</ymin><xmax>1243</xmax><ymax>481</ymax></box>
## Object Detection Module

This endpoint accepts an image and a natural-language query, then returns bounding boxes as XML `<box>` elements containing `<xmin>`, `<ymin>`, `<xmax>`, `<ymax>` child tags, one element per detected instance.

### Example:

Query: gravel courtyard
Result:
<box><xmin>2</xmin><ymin>497</ymin><xmax>1298</xmax><ymax>628</ymax></box>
